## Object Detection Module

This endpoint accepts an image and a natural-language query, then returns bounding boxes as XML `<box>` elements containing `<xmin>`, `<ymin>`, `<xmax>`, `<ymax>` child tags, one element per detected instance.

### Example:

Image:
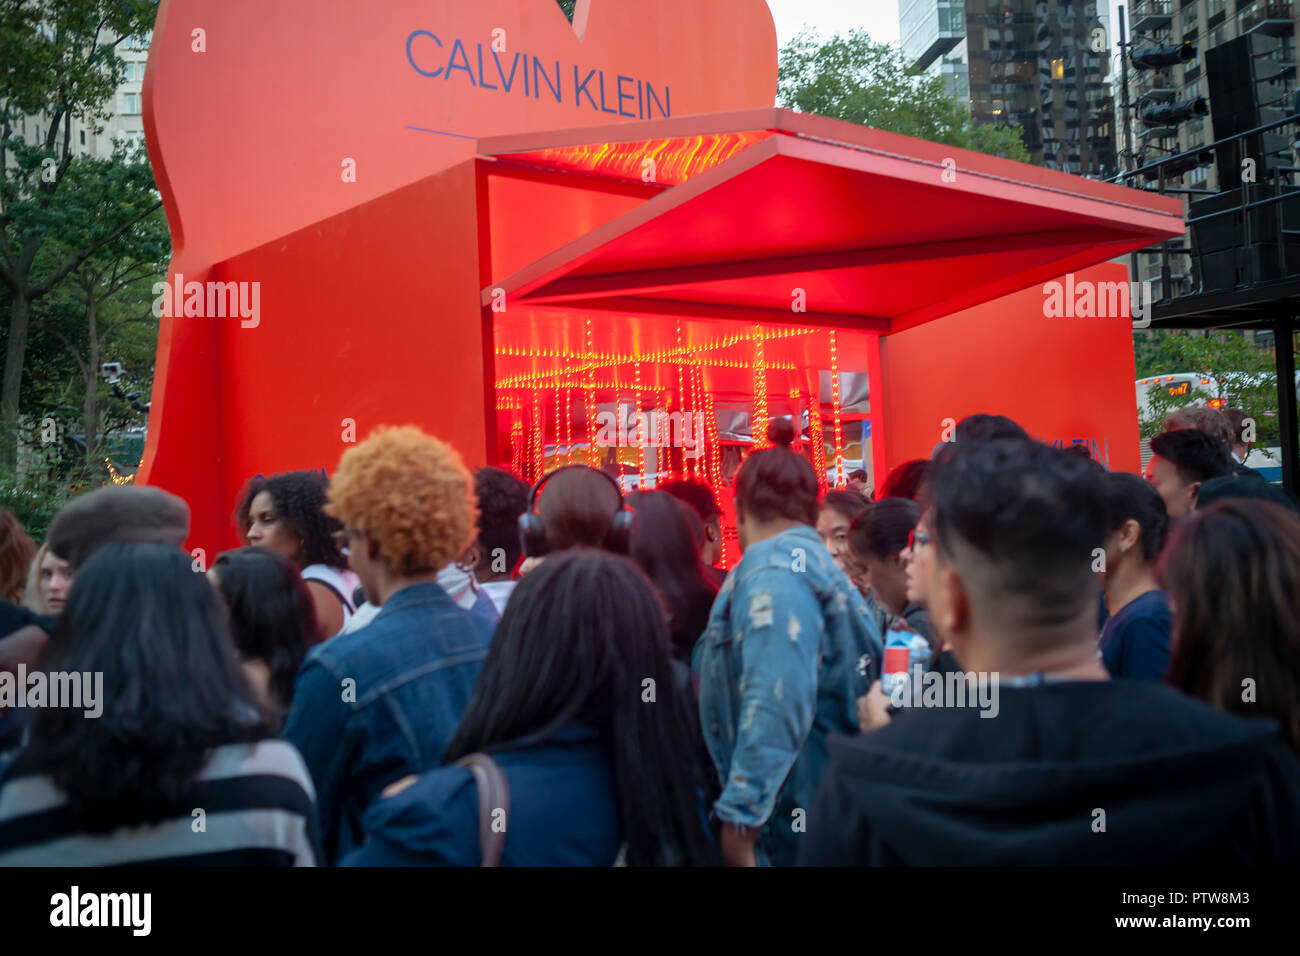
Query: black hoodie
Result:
<box><xmin>800</xmin><ymin>680</ymin><xmax>1300</xmax><ymax>865</ymax></box>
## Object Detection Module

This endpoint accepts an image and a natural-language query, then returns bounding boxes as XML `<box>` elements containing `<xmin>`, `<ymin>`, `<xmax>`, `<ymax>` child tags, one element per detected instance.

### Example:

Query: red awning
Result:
<box><xmin>479</xmin><ymin>108</ymin><xmax>1184</xmax><ymax>334</ymax></box>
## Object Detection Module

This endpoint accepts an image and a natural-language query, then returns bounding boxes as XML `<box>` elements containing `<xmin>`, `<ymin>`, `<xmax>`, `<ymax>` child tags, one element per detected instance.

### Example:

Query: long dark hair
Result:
<box><xmin>443</xmin><ymin>549</ymin><xmax>717</xmax><ymax>865</ymax></box>
<box><xmin>29</xmin><ymin>542</ymin><xmax>273</xmax><ymax>831</ymax></box>
<box><xmin>236</xmin><ymin>470</ymin><xmax>347</xmax><ymax>568</ymax></box>
<box><xmin>627</xmin><ymin>491</ymin><xmax>718</xmax><ymax>661</ymax></box>
<box><xmin>211</xmin><ymin>546</ymin><xmax>320</xmax><ymax>713</ymax></box>
<box><xmin>1160</xmin><ymin>500</ymin><xmax>1300</xmax><ymax>753</ymax></box>
<box><xmin>734</xmin><ymin>419</ymin><xmax>818</xmax><ymax>526</ymax></box>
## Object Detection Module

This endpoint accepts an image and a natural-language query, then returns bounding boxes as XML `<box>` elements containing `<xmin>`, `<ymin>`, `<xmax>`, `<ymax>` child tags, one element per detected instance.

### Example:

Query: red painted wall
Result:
<box><xmin>139</xmin><ymin>0</ymin><xmax>781</xmax><ymax>553</ymax></box>
<box><xmin>162</xmin><ymin>162</ymin><xmax>487</xmax><ymax>553</ymax></box>
<box><xmin>878</xmin><ymin>262</ymin><xmax>1141</xmax><ymax>476</ymax></box>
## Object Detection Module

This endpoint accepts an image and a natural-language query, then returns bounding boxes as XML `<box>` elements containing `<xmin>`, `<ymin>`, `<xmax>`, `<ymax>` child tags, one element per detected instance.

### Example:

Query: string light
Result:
<box><xmin>688</xmin><ymin>345</ymin><xmax>700</xmax><ymax>481</ymax></box>
<box><xmin>494</xmin><ymin>322</ymin><xmax>856</xmax><ymax>520</ymax></box>
<box><xmin>585</xmin><ymin>316</ymin><xmax>598</xmax><ymax>468</ymax></box>
<box><xmin>752</xmin><ymin>324</ymin><xmax>768</xmax><ymax>449</ymax></box>
<box><xmin>553</xmin><ymin>385</ymin><xmax>563</xmax><ymax>472</ymax></box>
<box><xmin>634</xmin><ymin>361</ymin><xmax>646</xmax><ymax>490</ymax></box>
<box><xmin>511</xmin><ymin>418</ymin><xmax>524</xmax><ymax>477</ymax></box>
<box><xmin>785</xmin><ymin>387</ymin><xmax>795</xmax><ymax>455</ymax></box>
<box><xmin>564</xmin><ymin>387</ymin><xmax>573</xmax><ymax>466</ymax></box>
<box><xmin>106</xmin><ymin>459</ymin><xmax>135</xmax><ymax>485</ymax></box>
<box><xmin>809</xmin><ymin>376</ymin><xmax>827</xmax><ymax>493</ymax></box>
<box><xmin>532</xmin><ymin>386</ymin><xmax>543</xmax><ymax>482</ymax></box>
<box><xmin>681</xmin><ymin>323</ymin><xmax>691</xmax><ymax>486</ymax></box>
<box><xmin>830</xmin><ymin>330</ymin><xmax>844</xmax><ymax>489</ymax></box>
<box><xmin>613</xmin><ymin>355</ymin><xmax>624</xmax><ymax>493</ymax></box>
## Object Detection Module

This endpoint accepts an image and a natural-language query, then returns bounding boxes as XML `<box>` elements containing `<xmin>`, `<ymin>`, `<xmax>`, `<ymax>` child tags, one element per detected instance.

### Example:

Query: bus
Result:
<box><xmin>1135</xmin><ymin>372</ymin><xmax>1299</xmax><ymax>481</ymax></box>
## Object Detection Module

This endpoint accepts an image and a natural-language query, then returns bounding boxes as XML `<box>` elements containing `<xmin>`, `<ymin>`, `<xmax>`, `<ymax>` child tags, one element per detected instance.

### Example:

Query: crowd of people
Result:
<box><xmin>0</xmin><ymin>406</ymin><xmax>1297</xmax><ymax>866</ymax></box>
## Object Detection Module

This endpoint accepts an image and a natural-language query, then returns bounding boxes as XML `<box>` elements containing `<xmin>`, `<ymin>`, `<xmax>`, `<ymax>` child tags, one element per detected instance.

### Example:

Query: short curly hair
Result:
<box><xmin>474</xmin><ymin>467</ymin><xmax>530</xmax><ymax>572</ymax></box>
<box><xmin>326</xmin><ymin>426</ymin><xmax>476</xmax><ymax>575</ymax></box>
<box><xmin>236</xmin><ymin>470</ymin><xmax>346</xmax><ymax>569</ymax></box>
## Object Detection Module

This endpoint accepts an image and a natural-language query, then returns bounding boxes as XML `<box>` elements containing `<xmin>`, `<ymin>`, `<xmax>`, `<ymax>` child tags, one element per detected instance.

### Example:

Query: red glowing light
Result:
<box><xmin>498</xmin><ymin>131</ymin><xmax>773</xmax><ymax>188</ymax></box>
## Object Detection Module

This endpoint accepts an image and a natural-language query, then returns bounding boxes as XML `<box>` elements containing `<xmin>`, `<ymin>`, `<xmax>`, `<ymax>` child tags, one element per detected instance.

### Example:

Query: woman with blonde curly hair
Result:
<box><xmin>281</xmin><ymin>425</ymin><xmax>495</xmax><ymax>863</ymax></box>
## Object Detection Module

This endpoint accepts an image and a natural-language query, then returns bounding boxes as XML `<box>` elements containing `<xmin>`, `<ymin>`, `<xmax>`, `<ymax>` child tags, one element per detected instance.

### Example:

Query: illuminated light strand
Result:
<box><xmin>585</xmin><ymin>317</ymin><xmax>598</xmax><ymax>468</ymax></box>
<box><xmin>830</xmin><ymin>330</ymin><xmax>844</xmax><ymax>489</ymax></box>
<box><xmin>634</xmin><ymin>361</ymin><xmax>646</xmax><ymax>490</ymax></box>
<box><xmin>700</xmin><ymin>361</ymin><xmax>718</xmax><ymax>489</ymax></box>
<box><xmin>564</xmin><ymin>387</ymin><xmax>574</xmax><ymax>466</ymax></box>
<box><xmin>493</xmin><ymin>357</ymin><xmax>802</xmax><ymax>389</ymax></box>
<box><xmin>752</xmin><ymin>325</ymin><xmax>768</xmax><ymax>449</ymax></box>
<box><xmin>511</xmin><ymin>418</ymin><xmax>524</xmax><ymax>478</ymax></box>
<box><xmin>518</xmin><ymin>131</ymin><xmax>769</xmax><ymax>189</ymax></box>
<box><xmin>681</xmin><ymin>321</ymin><xmax>691</xmax><ymax>486</ymax></box>
<box><xmin>702</xmin><ymin>381</ymin><xmax>725</xmax><ymax>569</ymax></box>
<box><xmin>106</xmin><ymin>458</ymin><xmax>135</xmax><ymax>485</ymax></box>
<box><xmin>553</xmin><ymin>384</ymin><xmax>563</xmax><ymax>472</ymax></box>
<box><xmin>688</xmin><ymin>351</ymin><xmax>701</xmax><ymax>481</ymax></box>
<box><xmin>659</xmin><ymin>391</ymin><xmax>670</xmax><ymax>481</ymax></box>
<box><xmin>809</xmin><ymin>380</ymin><xmax>828</xmax><ymax>493</ymax></box>
<box><xmin>532</xmin><ymin>386</ymin><xmax>543</xmax><ymax>482</ymax></box>
<box><xmin>494</xmin><ymin>326</ymin><xmax>817</xmax><ymax>366</ymax></box>
<box><xmin>613</xmin><ymin>357</ymin><xmax>624</xmax><ymax>493</ymax></box>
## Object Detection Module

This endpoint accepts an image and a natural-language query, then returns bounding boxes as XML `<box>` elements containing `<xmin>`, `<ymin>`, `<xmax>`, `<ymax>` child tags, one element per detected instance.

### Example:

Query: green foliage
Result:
<box><xmin>1133</xmin><ymin>330</ymin><xmax>1284</xmax><ymax>445</ymax></box>
<box><xmin>555</xmin><ymin>0</ymin><xmax>576</xmax><ymax>23</ymax></box>
<box><xmin>1</xmin><ymin>0</ymin><xmax>161</xmax><ymax>468</ymax></box>
<box><xmin>0</xmin><ymin>465</ymin><xmax>74</xmax><ymax>543</ymax></box>
<box><xmin>0</xmin><ymin>1</ymin><xmax>156</xmax><ymax>119</ymax></box>
<box><xmin>777</xmin><ymin>29</ymin><xmax>1030</xmax><ymax>162</ymax></box>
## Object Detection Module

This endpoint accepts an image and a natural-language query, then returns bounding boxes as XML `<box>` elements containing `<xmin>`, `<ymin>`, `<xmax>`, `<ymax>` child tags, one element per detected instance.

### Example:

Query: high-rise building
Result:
<box><xmin>3</xmin><ymin>25</ymin><xmax>150</xmax><ymax>166</ymax></box>
<box><xmin>1121</xmin><ymin>0</ymin><xmax>1298</xmax><ymax>300</ymax></box>
<box><xmin>901</xmin><ymin>0</ymin><xmax>1117</xmax><ymax>178</ymax></box>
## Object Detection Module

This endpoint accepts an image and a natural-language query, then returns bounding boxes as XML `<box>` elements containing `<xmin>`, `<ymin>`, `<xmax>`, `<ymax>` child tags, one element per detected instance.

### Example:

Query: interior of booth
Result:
<box><xmin>493</xmin><ymin>306</ymin><xmax>873</xmax><ymax>567</ymax></box>
<box><xmin>479</xmin><ymin>110</ymin><xmax>1186</xmax><ymax>567</ymax></box>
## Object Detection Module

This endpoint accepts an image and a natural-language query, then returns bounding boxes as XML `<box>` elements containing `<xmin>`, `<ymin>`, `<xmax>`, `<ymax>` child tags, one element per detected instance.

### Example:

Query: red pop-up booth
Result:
<box><xmin>139</xmin><ymin>0</ymin><xmax>1184</xmax><ymax>559</ymax></box>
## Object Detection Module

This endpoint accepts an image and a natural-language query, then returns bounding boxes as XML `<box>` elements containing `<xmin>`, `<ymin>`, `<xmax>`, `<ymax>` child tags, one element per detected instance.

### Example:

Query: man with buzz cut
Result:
<box><xmin>800</xmin><ymin>438</ymin><xmax>1300</xmax><ymax>866</ymax></box>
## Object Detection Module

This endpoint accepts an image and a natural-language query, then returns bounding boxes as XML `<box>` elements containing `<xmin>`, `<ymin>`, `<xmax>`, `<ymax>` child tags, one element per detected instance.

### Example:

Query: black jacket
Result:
<box><xmin>800</xmin><ymin>680</ymin><xmax>1300</xmax><ymax>865</ymax></box>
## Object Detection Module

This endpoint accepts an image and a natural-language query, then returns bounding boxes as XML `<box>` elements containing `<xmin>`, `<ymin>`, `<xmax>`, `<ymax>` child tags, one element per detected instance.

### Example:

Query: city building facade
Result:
<box><xmin>901</xmin><ymin>0</ymin><xmax>1117</xmax><ymax>177</ymax></box>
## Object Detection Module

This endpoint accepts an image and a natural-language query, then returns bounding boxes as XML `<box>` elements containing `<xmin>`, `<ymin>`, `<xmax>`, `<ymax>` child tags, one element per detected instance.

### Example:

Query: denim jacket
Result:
<box><xmin>282</xmin><ymin>582</ymin><xmax>494</xmax><ymax>863</ymax></box>
<box><xmin>694</xmin><ymin>526</ymin><xmax>881</xmax><ymax>866</ymax></box>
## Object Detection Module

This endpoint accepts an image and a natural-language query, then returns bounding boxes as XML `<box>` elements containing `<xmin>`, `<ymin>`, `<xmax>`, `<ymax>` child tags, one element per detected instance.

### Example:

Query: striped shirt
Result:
<box><xmin>0</xmin><ymin>739</ymin><xmax>321</xmax><ymax>866</ymax></box>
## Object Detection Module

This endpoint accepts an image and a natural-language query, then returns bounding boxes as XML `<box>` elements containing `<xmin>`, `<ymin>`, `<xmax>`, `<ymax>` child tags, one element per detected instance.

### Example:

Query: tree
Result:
<box><xmin>40</xmin><ymin>149</ymin><xmax>166</xmax><ymax>474</ymax></box>
<box><xmin>555</xmin><ymin>0</ymin><xmax>576</xmax><ymax>21</ymax></box>
<box><xmin>777</xmin><ymin>29</ymin><xmax>1030</xmax><ymax>162</ymax></box>
<box><xmin>0</xmin><ymin>0</ymin><xmax>160</xmax><ymax>467</ymax></box>
<box><xmin>1134</xmin><ymin>330</ymin><xmax>1285</xmax><ymax>446</ymax></box>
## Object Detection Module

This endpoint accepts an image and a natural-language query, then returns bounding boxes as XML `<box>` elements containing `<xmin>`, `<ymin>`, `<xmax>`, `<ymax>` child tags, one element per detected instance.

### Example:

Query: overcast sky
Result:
<box><xmin>765</xmin><ymin>1</ymin><xmax>1128</xmax><ymax>58</ymax></box>
<box><xmin>766</xmin><ymin>0</ymin><xmax>900</xmax><ymax>48</ymax></box>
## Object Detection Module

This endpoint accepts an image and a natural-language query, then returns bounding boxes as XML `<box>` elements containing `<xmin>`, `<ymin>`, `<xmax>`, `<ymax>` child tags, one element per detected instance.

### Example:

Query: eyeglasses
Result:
<box><xmin>907</xmin><ymin>529</ymin><xmax>932</xmax><ymax>553</ymax></box>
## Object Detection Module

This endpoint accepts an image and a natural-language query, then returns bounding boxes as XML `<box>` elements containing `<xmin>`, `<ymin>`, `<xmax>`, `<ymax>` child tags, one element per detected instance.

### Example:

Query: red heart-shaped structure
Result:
<box><xmin>139</xmin><ymin>0</ymin><xmax>778</xmax><ymax>549</ymax></box>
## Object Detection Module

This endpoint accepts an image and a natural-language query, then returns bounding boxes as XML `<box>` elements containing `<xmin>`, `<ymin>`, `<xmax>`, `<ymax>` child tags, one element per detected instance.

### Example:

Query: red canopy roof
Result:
<box><xmin>479</xmin><ymin>108</ymin><xmax>1184</xmax><ymax>333</ymax></box>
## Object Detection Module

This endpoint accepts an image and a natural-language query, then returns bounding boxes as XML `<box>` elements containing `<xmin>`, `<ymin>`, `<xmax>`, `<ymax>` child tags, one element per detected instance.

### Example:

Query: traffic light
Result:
<box><xmin>1139</xmin><ymin>97</ymin><xmax>1209</xmax><ymax>128</ymax></box>
<box><xmin>1131</xmin><ymin>43</ymin><xmax>1197</xmax><ymax>71</ymax></box>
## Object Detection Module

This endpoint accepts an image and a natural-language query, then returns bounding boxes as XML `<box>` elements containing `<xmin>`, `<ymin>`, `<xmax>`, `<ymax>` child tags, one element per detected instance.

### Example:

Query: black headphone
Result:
<box><xmin>517</xmin><ymin>465</ymin><xmax>635</xmax><ymax>558</ymax></box>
